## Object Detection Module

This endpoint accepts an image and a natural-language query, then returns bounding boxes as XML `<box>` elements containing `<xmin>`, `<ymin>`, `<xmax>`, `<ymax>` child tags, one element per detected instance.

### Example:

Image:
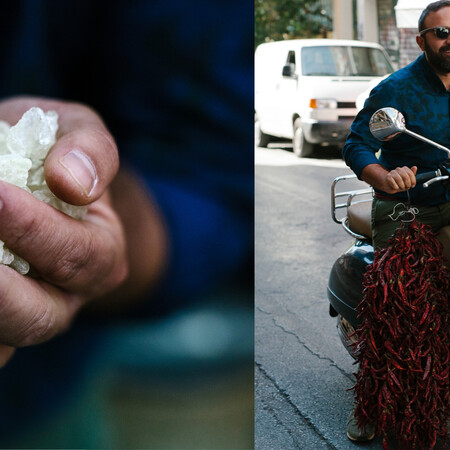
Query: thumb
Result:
<box><xmin>0</xmin><ymin>97</ymin><xmax>118</xmax><ymax>206</ymax></box>
<box><xmin>411</xmin><ymin>166</ymin><xmax>418</xmax><ymax>175</ymax></box>
<box><xmin>44</xmin><ymin>105</ymin><xmax>118</xmax><ymax>206</ymax></box>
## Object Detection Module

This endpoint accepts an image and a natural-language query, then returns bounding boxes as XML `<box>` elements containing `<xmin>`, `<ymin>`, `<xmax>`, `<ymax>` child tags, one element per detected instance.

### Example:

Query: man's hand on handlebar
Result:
<box><xmin>361</xmin><ymin>163</ymin><xmax>418</xmax><ymax>194</ymax></box>
<box><xmin>385</xmin><ymin>166</ymin><xmax>418</xmax><ymax>193</ymax></box>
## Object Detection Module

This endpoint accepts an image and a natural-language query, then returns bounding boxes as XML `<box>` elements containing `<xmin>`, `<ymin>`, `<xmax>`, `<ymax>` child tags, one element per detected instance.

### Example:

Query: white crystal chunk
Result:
<box><xmin>6</xmin><ymin>107</ymin><xmax>58</xmax><ymax>161</ymax></box>
<box><xmin>0</xmin><ymin>154</ymin><xmax>32</xmax><ymax>188</ymax></box>
<box><xmin>0</xmin><ymin>241</ymin><xmax>14</xmax><ymax>265</ymax></box>
<box><xmin>0</xmin><ymin>121</ymin><xmax>11</xmax><ymax>155</ymax></box>
<box><xmin>27</xmin><ymin>164</ymin><xmax>46</xmax><ymax>189</ymax></box>
<box><xmin>33</xmin><ymin>189</ymin><xmax>87</xmax><ymax>220</ymax></box>
<box><xmin>0</xmin><ymin>107</ymin><xmax>87</xmax><ymax>274</ymax></box>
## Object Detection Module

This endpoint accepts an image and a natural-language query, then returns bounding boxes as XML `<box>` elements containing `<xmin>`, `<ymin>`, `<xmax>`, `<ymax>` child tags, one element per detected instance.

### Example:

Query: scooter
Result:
<box><xmin>327</xmin><ymin>107</ymin><xmax>450</xmax><ymax>358</ymax></box>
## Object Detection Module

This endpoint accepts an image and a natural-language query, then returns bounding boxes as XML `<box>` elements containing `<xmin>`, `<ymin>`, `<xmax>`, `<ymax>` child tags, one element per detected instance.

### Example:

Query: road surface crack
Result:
<box><xmin>272</xmin><ymin>315</ymin><xmax>355</xmax><ymax>383</ymax></box>
<box><xmin>256</xmin><ymin>363</ymin><xmax>337</xmax><ymax>449</ymax></box>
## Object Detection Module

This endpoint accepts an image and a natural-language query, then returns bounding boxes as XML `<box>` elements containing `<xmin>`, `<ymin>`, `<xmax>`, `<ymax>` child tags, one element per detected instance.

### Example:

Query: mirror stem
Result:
<box><xmin>404</xmin><ymin>129</ymin><xmax>450</xmax><ymax>156</ymax></box>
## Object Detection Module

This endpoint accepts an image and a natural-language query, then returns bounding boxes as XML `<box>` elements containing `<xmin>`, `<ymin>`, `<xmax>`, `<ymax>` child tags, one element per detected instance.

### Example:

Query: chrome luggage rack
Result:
<box><xmin>331</xmin><ymin>174</ymin><xmax>373</xmax><ymax>240</ymax></box>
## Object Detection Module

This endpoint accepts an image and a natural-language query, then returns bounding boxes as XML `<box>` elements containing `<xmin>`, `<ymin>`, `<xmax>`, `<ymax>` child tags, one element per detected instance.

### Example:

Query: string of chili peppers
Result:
<box><xmin>351</xmin><ymin>215</ymin><xmax>450</xmax><ymax>450</ymax></box>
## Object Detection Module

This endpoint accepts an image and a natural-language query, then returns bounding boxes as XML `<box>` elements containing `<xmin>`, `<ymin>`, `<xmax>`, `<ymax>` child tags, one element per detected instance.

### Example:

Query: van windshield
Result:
<box><xmin>301</xmin><ymin>46</ymin><xmax>393</xmax><ymax>76</ymax></box>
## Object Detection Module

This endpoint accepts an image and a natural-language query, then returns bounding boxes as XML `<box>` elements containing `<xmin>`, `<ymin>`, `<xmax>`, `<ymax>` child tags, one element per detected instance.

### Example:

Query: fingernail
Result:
<box><xmin>59</xmin><ymin>150</ymin><xmax>97</xmax><ymax>197</ymax></box>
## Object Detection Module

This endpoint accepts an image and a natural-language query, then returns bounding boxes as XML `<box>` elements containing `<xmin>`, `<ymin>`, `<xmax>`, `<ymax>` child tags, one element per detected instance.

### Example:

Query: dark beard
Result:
<box><xmin>424</xmin><ymin>38</ymin><xmax>450</xmax><ymax>73</ymax></box>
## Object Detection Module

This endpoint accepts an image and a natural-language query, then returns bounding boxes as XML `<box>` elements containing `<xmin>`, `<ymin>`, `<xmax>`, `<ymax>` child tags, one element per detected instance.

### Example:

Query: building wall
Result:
<box><xmin>333</xmin><ymin>0</ymin><xmax>354</xmax><ymax>40</ymax></box>
<box><xmin>332</xmin><ymin>0</ymin><xmax>422</xmax><ymax>69</ymax></box>
<box><xmin>398</xmin><ymin>28</ymin><xmax>422</xmax><ymax>67</ymax></box>
<box><xmin>377</xmin><ymin>0</ymin><xmax>422</xmax><ymax>69</ymax></box>
<box><xmin>356</xmin><ymin>0</ymin><xmax>379</xmax><ymax>42</ymax></box>
<box><xmin>377</xmin><ymin>0</ymin><xmax>400</xmax><ymax>68</ymax></box>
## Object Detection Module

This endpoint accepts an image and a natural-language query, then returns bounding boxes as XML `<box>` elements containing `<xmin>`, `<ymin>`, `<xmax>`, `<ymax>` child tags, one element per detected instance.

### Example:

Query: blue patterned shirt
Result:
<box><xmin>343</xmin><ymin>53</ymin><xmax>450</xmax><ymax>205</ymax></box>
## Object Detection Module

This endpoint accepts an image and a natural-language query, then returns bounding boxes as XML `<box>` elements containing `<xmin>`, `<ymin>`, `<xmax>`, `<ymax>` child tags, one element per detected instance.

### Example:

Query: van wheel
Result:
<box><xmin>293</xmin><ymin>119</ymin><xmax>314</xmax><ymax>157</ymax></box>
<box><xmin>255</xmin><ymin>115</ymin><xmax>271</xmax><ymax>148</ymax></box>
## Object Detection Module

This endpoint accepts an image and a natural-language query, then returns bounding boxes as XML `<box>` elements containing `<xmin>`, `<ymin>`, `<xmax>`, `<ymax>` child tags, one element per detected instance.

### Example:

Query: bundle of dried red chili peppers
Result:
<box><xmin>352</xmin><ymin>218</ymin><xmax>449</xmax><ymax>450</ymax></box>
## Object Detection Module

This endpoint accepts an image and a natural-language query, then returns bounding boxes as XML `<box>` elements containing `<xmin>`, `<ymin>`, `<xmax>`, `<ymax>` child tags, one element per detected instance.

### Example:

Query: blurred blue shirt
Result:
<box><xmin>0</xmin><ymin>0</ymin><xmax>253</xmax><ymax>444</ymax></box>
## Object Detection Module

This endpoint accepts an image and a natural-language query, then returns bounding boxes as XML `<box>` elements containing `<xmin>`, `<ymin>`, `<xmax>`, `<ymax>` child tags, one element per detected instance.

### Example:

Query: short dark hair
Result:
<box><xmin>418</xmin><ymin>1</ymin><xmax>450</xmax><ymax>32</ymax></box>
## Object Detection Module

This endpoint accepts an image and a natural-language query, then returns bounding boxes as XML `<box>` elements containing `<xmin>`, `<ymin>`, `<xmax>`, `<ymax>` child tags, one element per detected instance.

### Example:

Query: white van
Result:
<box><xmin>255</xmin><ymin>39</ymin><xmax>394</xmax><ymax>156</ymax></box>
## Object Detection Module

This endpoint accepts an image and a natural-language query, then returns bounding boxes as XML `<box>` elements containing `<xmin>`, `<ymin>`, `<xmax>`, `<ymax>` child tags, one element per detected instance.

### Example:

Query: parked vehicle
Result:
<box><xmin>254</xmin><ymin>39</ymin><xmax>394</xmax><ymax>157</ymax></box>
<box><xmin>327</xmin><ymin>107</ymin><xmax>450</xmax><ymax>358</ymax></box>
<box><xmin>355</xmin><ymin>74</ymin><xmax>389</xmax><ymax>111</ymax></box>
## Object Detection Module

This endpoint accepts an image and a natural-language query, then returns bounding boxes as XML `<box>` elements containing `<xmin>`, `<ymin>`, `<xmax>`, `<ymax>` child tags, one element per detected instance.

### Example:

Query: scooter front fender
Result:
<box><xmin>327</xmin><ymin>240</ymin><xmax>373</xmax><ymax>329</ymax></box>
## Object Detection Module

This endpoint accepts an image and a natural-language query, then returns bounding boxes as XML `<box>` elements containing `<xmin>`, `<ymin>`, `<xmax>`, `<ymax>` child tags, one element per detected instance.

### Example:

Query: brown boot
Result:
<box><xmin>346</xmin><ymin>402</ymin><xmax>375</xmax><ymax>442</ymax></box>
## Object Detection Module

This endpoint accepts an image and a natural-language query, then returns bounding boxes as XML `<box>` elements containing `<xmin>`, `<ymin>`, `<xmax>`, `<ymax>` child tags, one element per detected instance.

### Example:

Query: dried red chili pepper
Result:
<box><xmin>350</xmin><ymin>219</ymin><xmax>449</xmax><ymax>450</ymax></box>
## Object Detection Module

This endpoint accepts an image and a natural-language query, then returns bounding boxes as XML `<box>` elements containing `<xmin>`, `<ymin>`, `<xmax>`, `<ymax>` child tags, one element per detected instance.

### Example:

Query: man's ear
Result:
<box><xmin>416</xmin><ymin>34</ymin><xmax>426</xmax><ymax>51</ymax></box>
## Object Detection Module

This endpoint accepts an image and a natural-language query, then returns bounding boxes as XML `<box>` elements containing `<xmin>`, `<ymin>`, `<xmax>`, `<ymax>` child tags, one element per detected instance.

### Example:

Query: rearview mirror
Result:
<box><xmin>282</xmin><ymin>63</ymin><xmax>297</xmax><ymax>78</ymax></box>
<box><xmin>369</xmin><ymin>107</ymin><xmax>450</xmax><ymax>156</ymax></box>
<box><xmin>369</xmin><ymin>107</ymin><xmax>405</xmax><ymax>141</ymax></box>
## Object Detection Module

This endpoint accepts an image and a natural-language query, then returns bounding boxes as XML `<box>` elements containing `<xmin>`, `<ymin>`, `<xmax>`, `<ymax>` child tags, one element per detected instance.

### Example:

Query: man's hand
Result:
<box><xmin>0</xmin><ymin>97</ymin><xmax>119</xmax><ymax>206</ymax></box>
<box><xmin>361</xmin><ymin>163</ymin><xmax>418</xmax><ymax>194</ymax></box>
<box><xmin>385</xmin><ymin>166</ymin><xmax>418</xmax><ymax>193</ymax></box>
<box><xmin>0</xmin><ymin>97</ymin><xmax>128</xmax><ymax>366</ymax></box>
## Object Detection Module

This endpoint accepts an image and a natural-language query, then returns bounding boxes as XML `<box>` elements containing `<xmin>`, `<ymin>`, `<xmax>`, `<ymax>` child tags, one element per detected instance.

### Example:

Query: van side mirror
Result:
<box><xmin>282</xmin><ymin>63</ymin><xmax>297</xmax><ymax>78</ymax></box>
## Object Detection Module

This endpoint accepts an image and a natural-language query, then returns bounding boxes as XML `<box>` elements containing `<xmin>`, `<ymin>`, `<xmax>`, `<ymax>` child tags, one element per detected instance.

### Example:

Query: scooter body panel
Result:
<box><xmin>327</xmin><ymin>239</ymin><xmax>373</xmax><ymax>328</ymax></box>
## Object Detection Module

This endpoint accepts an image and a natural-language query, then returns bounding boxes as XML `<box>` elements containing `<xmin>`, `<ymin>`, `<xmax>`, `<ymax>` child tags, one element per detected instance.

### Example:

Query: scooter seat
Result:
<box><xmin>347</xmin><ymin>201</ymin><xmax>372</xmax><ymax>238</ymax></box>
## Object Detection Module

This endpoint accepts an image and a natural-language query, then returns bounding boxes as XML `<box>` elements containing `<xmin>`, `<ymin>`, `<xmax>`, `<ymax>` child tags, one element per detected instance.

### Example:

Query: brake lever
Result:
<box><xmin>423</xmin><ymin>161</ymin><xmax>450</xmax><ymax>188</ymax></box>
<box><xmin>423</xmin><ymin>175</ymin><xmax>450</xmax><ymax>188</ymax></box>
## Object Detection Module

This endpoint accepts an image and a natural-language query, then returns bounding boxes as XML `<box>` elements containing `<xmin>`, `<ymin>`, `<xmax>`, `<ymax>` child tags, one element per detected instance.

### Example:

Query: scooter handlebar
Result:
<box><xmin>415</xmin><ymin>171</ymin><xmax>439</xmax><ymax>184</ymax></box>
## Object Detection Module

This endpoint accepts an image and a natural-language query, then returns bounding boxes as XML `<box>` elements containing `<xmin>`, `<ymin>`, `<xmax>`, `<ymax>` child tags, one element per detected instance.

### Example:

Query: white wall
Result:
<box><xmin>332</xmin><ymin>0</ymin><xmax>380</xmax><ymax>42</ymax></box>
<box><xmin>395</xmin><ymin>0</ymin><xmax>432</xmax><ymax>29</ymax></box>
<box><xmin>356</xmin><ymin>0</ymin><xmax>379</xmax><ymax>42</ymax></box>
<box><xmin>332</xmin><ymin>0</ymin><xmax>354</xmax><ymax>39</ymax></box>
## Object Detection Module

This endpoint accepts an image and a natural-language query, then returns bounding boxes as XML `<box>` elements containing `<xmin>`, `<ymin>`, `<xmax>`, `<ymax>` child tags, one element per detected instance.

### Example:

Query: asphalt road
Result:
<box><xmin>254</xmin><ymin>144</ymin><xmax>383</xmax><ymax>449</ymax></box>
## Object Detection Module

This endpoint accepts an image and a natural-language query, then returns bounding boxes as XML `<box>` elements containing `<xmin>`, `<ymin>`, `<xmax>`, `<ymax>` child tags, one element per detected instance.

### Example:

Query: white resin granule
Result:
<box><xmin>0</xmin><ymin>121</ymin><xmax>11</xmax><ymax>155</ymax></box>
<box><xmin>0</xmin><ymin>154</ymin><xmax>32</xmax><ymax>190</ymax></box>
<box><xmin>6</xmin><ymin>107</ymin><xmax>58</xmax><ymax>161</ymax></box>
<box><xmin>0</xmin><ymin>107</ymin><xmax>87</xmax><ymax>274</ymax></box>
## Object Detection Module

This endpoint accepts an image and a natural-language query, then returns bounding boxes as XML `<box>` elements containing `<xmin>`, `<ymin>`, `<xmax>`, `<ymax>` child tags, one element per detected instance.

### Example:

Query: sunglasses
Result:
<box><xmin>419</xmin><ymin>26</ymin><xmax>450</xmax><ymax>39</ymax></box>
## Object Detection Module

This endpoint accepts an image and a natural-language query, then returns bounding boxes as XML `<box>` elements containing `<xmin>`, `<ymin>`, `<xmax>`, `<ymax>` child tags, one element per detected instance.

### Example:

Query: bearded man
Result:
<box><xmin>342</xmin><ymin>0</ymin><xmax>450</xmax><ymax>442</ymax></box>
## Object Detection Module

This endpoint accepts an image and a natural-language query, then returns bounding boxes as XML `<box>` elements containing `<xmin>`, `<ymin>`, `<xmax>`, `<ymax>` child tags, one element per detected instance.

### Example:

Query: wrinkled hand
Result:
<box><xmin>0</xmin><ymin>97</ymin><xmax>127</xmax><ymax>367</ymax></box>
<box><xmin>384</xmin><ymin>165</ymin><xmax>418</xmax><ymax>193</ymax></box>
<box><xmin>361</xmin><ymin>163</ymin><xmax>418</xmax><ymax>195</ymax></box>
